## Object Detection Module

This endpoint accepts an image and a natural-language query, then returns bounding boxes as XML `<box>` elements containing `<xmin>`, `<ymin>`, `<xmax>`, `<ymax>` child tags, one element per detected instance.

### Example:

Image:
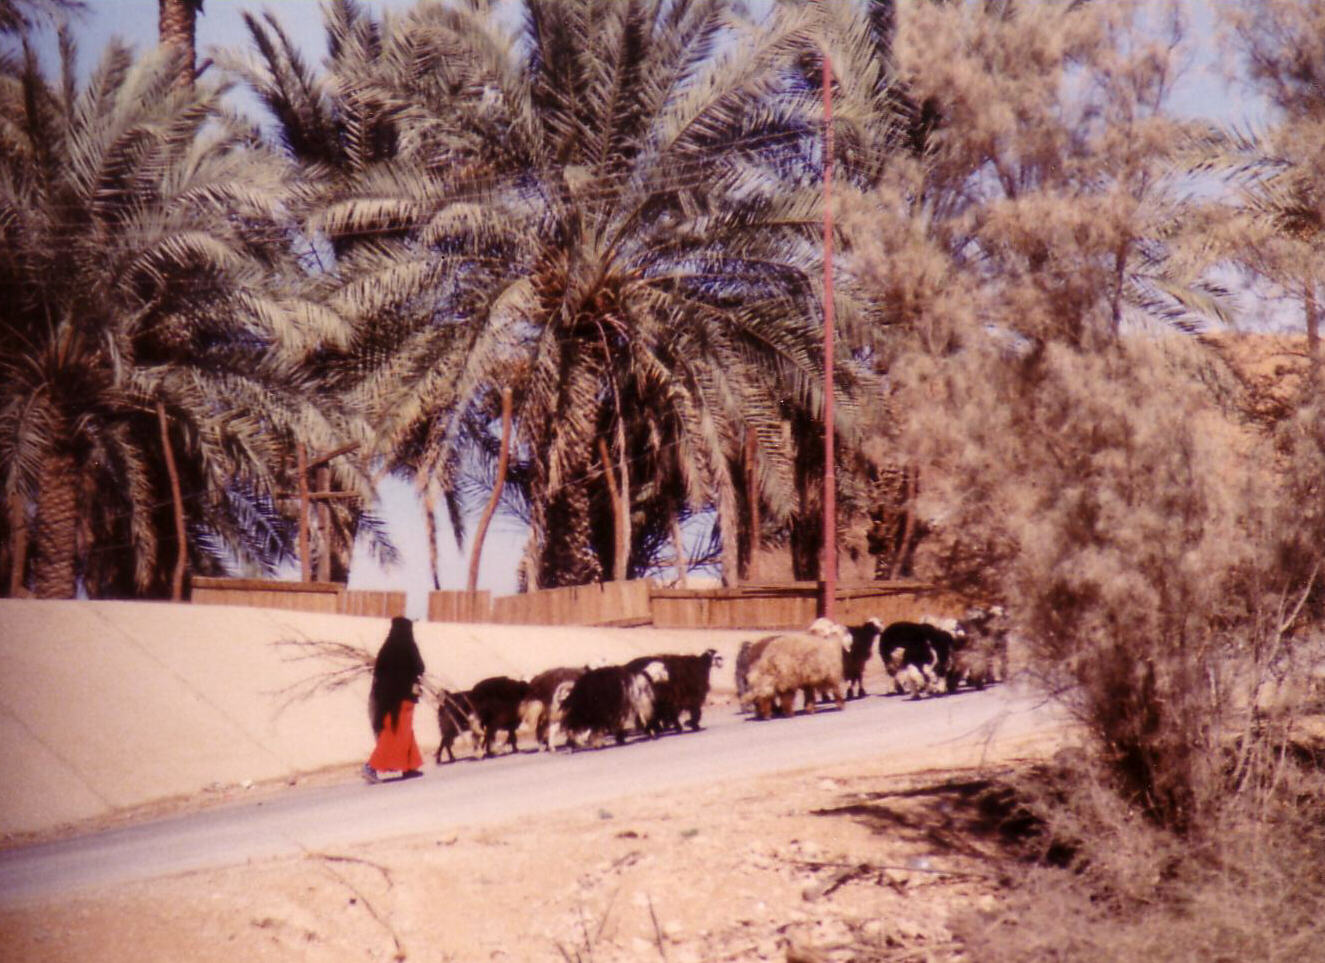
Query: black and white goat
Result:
<box><xmin>518</xmin><ymin>666</ymin><xmax>585</xmax><ymax>751</ymax></box>
<box><xmin>561</xmin><ymin>661</ymin><xmax>669</xmax><ymax>748</ymax></box>
<box><xmin>625</xmin><ymin>649</ymin><xmax>723</xmax><ymax>733</ymax></box>
<box><xmin>878</xmin><ymin>620</ymin><xmax>958</xmax><ymax>698</ymax></box>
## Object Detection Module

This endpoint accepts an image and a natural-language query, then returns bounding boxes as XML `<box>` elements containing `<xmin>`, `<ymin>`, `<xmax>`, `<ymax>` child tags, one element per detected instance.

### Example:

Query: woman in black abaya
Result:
<box><xmin>364</xmin><ymin>616</ymin><xmax>425</xmax><ymax>782</ymax></box>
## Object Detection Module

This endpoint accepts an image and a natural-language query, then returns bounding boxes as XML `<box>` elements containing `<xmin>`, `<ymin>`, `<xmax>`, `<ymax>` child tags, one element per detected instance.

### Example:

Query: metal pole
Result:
<box><xmin>818</xmin><ymin>42</ymin><xmax>837</xmax><ymax>621</ymax></box>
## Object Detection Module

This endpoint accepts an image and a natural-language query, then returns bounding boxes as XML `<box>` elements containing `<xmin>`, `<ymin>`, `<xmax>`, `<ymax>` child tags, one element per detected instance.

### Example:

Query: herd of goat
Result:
<box><xmin>431</xmin><ymin>608</ymin><xmax>1011</xmax><ymax>763</ymax></box>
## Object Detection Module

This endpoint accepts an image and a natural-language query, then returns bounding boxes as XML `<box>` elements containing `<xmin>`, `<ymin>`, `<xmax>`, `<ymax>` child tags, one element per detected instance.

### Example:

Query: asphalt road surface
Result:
<box><xmin>0</xmin><ymin>684</ymin><xmax>1061</xmax><ymax>906</ymax></box>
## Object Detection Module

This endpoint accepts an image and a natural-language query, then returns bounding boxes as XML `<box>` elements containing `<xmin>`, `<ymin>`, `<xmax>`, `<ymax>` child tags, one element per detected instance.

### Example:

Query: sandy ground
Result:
<box><xmin>0</xmin><ymin>726</ymin><xmax>1061</xmax><ymax>963</ymax></box>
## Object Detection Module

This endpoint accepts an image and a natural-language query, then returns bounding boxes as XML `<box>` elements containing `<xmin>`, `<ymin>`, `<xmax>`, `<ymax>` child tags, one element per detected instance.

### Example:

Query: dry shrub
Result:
<box><xmin>908</xmin><ymin>331</ymin><xmax>1325</xmax><ymax>829</ymax></box>
<box><xmin>843</xmin><ymin>0</ymin><xmax>1325</xmax><ymax>952</ymax></box>
<box><xmin>948</xmin><ymin>753</ymin><xmax>1325</xmax><ymax>962</ymax></box>
<box><xmin>892</xmin><ymin>335</ymin><xmax>1325</xmax><ymax>957</ymax></box>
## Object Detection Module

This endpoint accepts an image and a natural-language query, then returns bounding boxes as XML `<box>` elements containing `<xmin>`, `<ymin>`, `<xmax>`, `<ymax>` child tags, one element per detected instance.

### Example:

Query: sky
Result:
<box><xmin>36</xmin><ymin>0</ymin><xmax>1262</xmax><ymax>617</ymax></box>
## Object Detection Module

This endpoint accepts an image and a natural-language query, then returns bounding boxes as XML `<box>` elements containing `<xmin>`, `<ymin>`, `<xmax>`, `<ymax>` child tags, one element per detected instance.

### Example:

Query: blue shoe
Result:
<box><xmin>361</xmin><ymin>763</ymin><xmax>379</xmax><ymax>784</ymax></box>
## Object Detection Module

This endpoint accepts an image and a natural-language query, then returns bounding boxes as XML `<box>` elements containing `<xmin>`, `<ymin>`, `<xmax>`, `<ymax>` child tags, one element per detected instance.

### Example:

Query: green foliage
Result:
<box><xmin>0</xmin><ymin>37</ymin><xmax>363</xmax><ymax>596</ymax></box>
<box><xmin>231</xmin><ymin>0</ymin><xmax>888</xmax><ymax>587</ymax></box>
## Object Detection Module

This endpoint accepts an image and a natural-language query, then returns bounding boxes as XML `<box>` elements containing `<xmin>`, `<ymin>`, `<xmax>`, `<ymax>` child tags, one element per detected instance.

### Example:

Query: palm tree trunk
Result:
<box><xmin>741</xmin><ymin>426</ymin><xmax>760</xmax><ymax>582</ymax></box>
<box><xmin>888</xmin><ymin>464</ymin><xmax>919</xmax><ymax>580</ymax></box>
<box><xmin>424</xmin><ymin>485</ymin><xmax>441</xmax><ymax>591</ymax></box>
<box><xmin>296</xmin><ymin>443</ymin><xmax>311</xmax><ymax>582</ymax></box>
<box><xmin>158</xmin><ymin>0</ymin><xmax>200</xmax><ymax>89</ymax></box>
<box><xmin>32</xmin><ymin>449</ymin><xmax>79</xmax><ymax>599</ymax></box>
<box><xmin>7</xmin><ymin>489</ymin><xmax>28</xmax><ymax>596</ymax></box>
<box><xmin>615</xmin><ymin>427</ymin><xmax>631</xmax><ymax>581</ymax></box>
<box><xmin>157</xmin><ymin>401</ymin><xmax>187</xmax><ymax>601</ymax></box>
<box><xmin>1110</xmin><ymin>241</ymin><xmax>1128</xmax><ymax>339</ymax></box>
<box><xmin>671</xmin><ymin>513</ymin><xmax>687</xmax><ymax>588</ymax></box>
<box><xmin>598</xmin><ymin>436</ymin><xmax>629</xmax><ymax>581</ymax></box>
<box><xmin>718</xmin><ymin>469</ymin><xmax>740</xmax><ymax>589</ymax></box>
<box><xmin>540</xmin><ymin>480</ymin><xmax>602</xmax><ymax>588</ymax></box>
<box><xmin>468</xmin><ymin>387</ymin><xmax>513</xmax><ymax>592</ymax></box>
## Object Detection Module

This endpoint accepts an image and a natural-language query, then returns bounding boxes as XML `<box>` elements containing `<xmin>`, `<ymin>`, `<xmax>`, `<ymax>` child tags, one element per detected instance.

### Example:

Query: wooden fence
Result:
<box><xmin>490</xmin><ymin>580</ymin><xmax>653</xmax><ymax>627</ymax></box>
<box><xmin>188</xmin><ymin>576</ymin><xmax>965</xmax><ymax>629</ymax></box>
<box><xmin>191</xmin><ymin>577</ymin><xmax>406</xmax><ymax>619</ymax></box>
<box><xmin>649</xmin><ymin>582</ymin><xmax>966</xmax><ymax>630</ymax></box>
<box><xmin>428</xmin><ymin>590</ymin><xmax>492</xmax><ymax>623</ymax></box>
<box><xmin>426</xmin><ymin>579</ymin><xmax>966</xmax><ymax>630</ymax></box>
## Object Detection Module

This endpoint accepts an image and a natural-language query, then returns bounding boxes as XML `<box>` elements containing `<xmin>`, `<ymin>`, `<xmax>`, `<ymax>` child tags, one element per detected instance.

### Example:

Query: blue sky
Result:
<box><xmin>38</xmin><ymin>0</ymin><xmax>1263</xmax><ymax>615</ymax></box>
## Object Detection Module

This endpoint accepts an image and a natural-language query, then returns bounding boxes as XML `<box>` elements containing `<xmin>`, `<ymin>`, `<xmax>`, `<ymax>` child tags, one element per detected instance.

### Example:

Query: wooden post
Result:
<box><xmin>468</xmin><ymin>386</ymin><xmax>513</xmax><ymax>592</ymax></box>
<box><xmin>315</xmin><ymin>464</ymin><xmax>332</xmax><ymax>582</ymax></box>
<box><xmin>296</xmin><ymin>443</ymin><xmax>311</xmax><ymax>582</ymax></box>
<box><xmin>157</xmin><ymin>401</ymin><xmax>187</xmax><ymax>601</ymax></box>
<box><xmin>279</xmin><ymin>443</ymin><xmax>360</xmax><ymax>584</ymax></box>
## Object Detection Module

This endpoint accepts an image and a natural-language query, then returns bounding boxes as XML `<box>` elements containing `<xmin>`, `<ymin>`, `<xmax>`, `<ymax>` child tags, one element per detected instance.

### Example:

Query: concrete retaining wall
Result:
<box><xmin>0</xmin><ymin>600</ymin><xmax>755</xmax><ymax>840</ymax></box>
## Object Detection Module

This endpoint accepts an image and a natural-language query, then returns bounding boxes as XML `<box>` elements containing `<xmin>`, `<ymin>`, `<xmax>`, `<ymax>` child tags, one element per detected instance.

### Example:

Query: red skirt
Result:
<box><xmin>368</xmin><ymin>699</ymin><xmax>423</xmax><ymax>774</ymax></box>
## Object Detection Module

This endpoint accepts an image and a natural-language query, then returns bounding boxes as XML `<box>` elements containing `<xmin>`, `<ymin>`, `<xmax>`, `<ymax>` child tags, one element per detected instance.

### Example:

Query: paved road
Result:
<box><xmin>0</xmin><ymin>684</ymin><xmax>1060</xmax><ymax>906</ymax></box>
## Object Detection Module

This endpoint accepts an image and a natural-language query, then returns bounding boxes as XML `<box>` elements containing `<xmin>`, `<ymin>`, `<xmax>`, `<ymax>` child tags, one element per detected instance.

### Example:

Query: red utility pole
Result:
<box><xmin>818</xmin><ymin>41</ymin><xmax>837</xmax><ymax>621</ymax></box>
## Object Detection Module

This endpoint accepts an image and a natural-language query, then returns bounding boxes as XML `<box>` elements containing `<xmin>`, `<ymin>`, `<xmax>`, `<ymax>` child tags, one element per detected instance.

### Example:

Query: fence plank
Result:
<box><xmin>190</xmin><ymin>577</ymin><xmax>344</xmax><ymax>615</ymax></box>
<box><xmin>427</xmin><ymin>579</ymin><xmax>965</xmax><ymax>630</ymax></box>
<box><xmin>648</xmin><ymin>582</ymin><xmax>964</xmax><ymax>631</ymax></box>
<box><xmin>341</xmin><ymin>590</ymin><xmax>407</xmax><ymax>619</ymax></box>
<box><xmin>428</xmin><ymin>590</ymin><xmax>492</xmax><ymax>623</ymax></box>
<box><xmin>487</xmin><ymin>580</ymin><xmax>651</xmax><ymax>626</ymax></box>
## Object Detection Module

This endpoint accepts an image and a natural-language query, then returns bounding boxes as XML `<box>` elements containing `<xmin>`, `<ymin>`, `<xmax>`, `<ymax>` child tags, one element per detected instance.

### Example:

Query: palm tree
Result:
<box><xmin>292</xmin><ymin>0</ymin><xmax>871</xmax><ymax>589</ymax></box>
<box><xmin>0</xmin><ymin>0</ymin><xmax>82</xmax><ymax>35</ymax></box>
<box><xmin>220</xmin><ymin>0</ymin><xmax>403</xmax><ymax>583</ymax></box>
<box><xmin>0</xmin><ymin>37</ymin><xmax>358</xmax><ymax>598</ymax></box>
<box><xmin>158</xmin><ymin>0</ymin><xmax>203</xmax><ymax>88</ymax></box>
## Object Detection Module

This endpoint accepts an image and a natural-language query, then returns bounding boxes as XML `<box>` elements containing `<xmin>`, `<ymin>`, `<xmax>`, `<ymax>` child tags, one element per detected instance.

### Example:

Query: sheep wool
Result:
<box><xmin>741</xmin><ymin>632</ymin><xmax>845</xmax><ymax>720</ymax></box>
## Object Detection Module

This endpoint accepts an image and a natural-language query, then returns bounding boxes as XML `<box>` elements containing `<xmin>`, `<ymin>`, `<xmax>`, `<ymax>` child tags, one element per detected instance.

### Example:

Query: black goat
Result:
<box><xmin>469</xmin><ymin>676</ymin><xmax>532</xmax><ymax>756</ymax></box>
<box><xmin>843</xmin><ymin>618</ymin><xmax>885</xmax><ymax>699</ymax></box>
<box><xmin>435</xmin><ymin>690</ymin><xmax>477</xmax><ymax>764</ymax></box>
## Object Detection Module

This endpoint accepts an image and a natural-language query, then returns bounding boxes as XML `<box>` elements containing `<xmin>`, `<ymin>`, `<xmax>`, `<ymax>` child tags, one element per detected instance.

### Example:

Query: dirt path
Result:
<box><xmin>0</xmin><ymin>685</ymin><xmax>1065</xmax><ymax>962</ymax></box>
<box><xmin>0</xmin><ymin>685</ymin><xmax>1058</xmax><ymax>904</ymax></box>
